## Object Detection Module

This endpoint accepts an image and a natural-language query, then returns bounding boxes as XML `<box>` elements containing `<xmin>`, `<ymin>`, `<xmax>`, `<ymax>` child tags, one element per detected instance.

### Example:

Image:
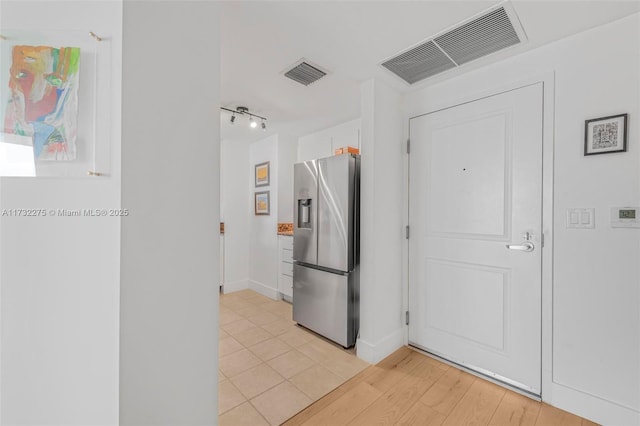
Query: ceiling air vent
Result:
<box><xmin>381</xmin><ymin>41</ymin><xmax>457</xmax><ymax>85</ymax></box>
<box><xmin>284</xmin><ymin>60</ymin><xmax>328</xmax><ymax>86</ymax></box>
<box><xmin>381</xmin><ymin>2</ymin><xmax>527</xmax><ymax>85</ymax></box>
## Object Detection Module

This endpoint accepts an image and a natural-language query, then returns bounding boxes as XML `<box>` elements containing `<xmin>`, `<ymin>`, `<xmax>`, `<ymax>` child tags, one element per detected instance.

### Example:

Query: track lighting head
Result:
<box><xmin>220</xmin><ymin>106</ymin><xmax>267</xmax><ymax>130</ymax></box>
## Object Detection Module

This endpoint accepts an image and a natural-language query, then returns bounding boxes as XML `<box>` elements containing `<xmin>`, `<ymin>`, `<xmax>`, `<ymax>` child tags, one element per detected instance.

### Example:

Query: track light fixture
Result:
<box><xmin>220</xmin><ymin>106</ymin><xmax>267</xmax><ymax>130</ymax></box>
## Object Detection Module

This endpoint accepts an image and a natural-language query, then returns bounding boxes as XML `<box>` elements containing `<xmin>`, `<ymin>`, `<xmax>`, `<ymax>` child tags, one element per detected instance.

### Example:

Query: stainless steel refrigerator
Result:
<box><xmin>293</xmin><ymin>153</ymin><xmax>360</xmax><ymax>348</ymax></box>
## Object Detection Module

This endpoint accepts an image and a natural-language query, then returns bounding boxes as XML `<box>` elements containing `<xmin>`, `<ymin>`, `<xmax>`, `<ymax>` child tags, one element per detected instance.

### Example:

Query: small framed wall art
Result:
<box><xmin>584</xmin><ymin>113</ymin><xmax>628</xmax><ymax>156</ymax></box>
<box><xmin>255</xmin><ymin>161</ymin><xmax>270</xmax><ymax>187</ymax></box>
<box><xmin>255</xmin><ymin>191</ymin><xmax>270</xmax><ymax>215</ymax></box>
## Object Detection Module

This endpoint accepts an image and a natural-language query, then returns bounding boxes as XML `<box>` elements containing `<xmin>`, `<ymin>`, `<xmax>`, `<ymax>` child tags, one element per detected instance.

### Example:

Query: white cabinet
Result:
<box><xmin>278</xmin><ymin>236</ymin><xmax>293</xmax><ymax>300</ymax></box>
<box><xmin>297</xmin><ymin>118</ymin><xmax>361</xmax><ymax>162</ymax></box>
<box><xmin>331</xmin><ymin>119</ymin><xmax>360</xmax><ymax>154</ymax></box>
<box><xmin>298</xmin><ymin>133</ymin><xmax>332</xmax><ymax>162</ymax></box>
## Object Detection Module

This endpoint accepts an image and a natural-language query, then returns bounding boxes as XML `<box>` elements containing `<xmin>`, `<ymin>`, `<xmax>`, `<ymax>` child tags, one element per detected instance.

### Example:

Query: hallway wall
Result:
<box><xmin>0</xmin><ymin>1</ymin><xmax>123</xmax><ymax>424</ymax></box>
<box><xmin>120</xmin><ymin>2</ymin><xmax>220</xmax><ymax>424</ymax></box>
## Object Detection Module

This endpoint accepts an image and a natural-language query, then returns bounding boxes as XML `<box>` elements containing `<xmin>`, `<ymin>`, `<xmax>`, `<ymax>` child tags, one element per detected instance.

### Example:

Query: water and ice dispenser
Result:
<box><xmin>298</xmin><ymin>199</ymin><xmax>312</xmax><ymax>228</ymax></box>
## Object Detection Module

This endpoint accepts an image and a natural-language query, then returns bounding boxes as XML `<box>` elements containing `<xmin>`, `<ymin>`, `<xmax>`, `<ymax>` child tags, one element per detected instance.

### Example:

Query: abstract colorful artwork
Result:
<box><xmin>3</xmin><ymin>45</ymin><xmax>80</xmax><ymax>160</ymax></box>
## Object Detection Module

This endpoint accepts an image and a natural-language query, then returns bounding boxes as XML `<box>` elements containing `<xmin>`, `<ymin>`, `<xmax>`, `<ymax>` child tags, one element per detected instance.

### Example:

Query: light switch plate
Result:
<box><xmin>566</xmin><ymin>208</ymin><xmax>595</xmax><ymax>229</ymax></box>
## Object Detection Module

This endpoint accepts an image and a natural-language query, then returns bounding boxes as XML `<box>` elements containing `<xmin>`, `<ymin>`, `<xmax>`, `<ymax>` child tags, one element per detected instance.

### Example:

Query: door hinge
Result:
<box><xmin>406</xmin><ymin>139</ymin><xmax>411</xmax><ymax>154</ymax></box>
<box><xmin>405</xmin><ymin>311</ymin><xmax>410</xmax><ymax>325</ymax></box>
<box><xmin>405</xmin><ymin>225</ymin><xmax>410</xmax><ymax>239</ymax></box>
<box><xmin>541</xmin><ymin>233</ymin><xmax>545</xmax><ymax>248</ymax></box>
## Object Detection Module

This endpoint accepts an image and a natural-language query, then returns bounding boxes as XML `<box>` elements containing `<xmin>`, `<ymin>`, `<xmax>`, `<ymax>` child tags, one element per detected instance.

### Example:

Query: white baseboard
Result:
<box><xmin>546</xmin><ymin>382</ymin><xmax>640</xmax><ymax>425</ymax></box>
<box><xmin>356</xmin><ymin>328</ymin><xmax>404</xmax><ymax>364</ymax></box>
<box><xmin>248</xmin><ymin>280</ymin><xmax>279</xmax><ymax>300</ymax></box>
<box><xmin>221</xmin><ymin>280</ymin><xmax>248</xmax><ymax>294</ymax></box>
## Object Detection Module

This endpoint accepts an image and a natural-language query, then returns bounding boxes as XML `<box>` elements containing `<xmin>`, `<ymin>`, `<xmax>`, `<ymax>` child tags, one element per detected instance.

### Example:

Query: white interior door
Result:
<box><xmin>408</xmin><ymin>83</ymin><xmax>543</xmax><ymax>394</ymax></box>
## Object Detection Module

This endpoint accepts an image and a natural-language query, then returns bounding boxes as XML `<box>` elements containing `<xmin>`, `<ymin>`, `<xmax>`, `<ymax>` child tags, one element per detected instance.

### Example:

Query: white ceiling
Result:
<box><xmin>220</xmin><ymin>1</ymin><xmax>640</xmax><ymax>144</ymax></box>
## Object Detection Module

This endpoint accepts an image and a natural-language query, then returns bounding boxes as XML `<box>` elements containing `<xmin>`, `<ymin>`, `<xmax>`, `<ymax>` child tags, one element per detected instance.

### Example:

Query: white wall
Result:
<box><xmin>0</xmin><ymin>2</ymin><xmax>122</xmax><ymax>424</ymax></box>
<box><xmin>221</xmin><ymin>132</ymin><xmax>296</xmax><ymax>295</ymax></box>
<box><xmin>298</xmin><ymin>118</ymin><xmax>361</xmax><ymax>162</ymax></box>
<box><xmin>221</xmin><ymin>139</ymin><xmax>250</xmax><ymax>291</ymax></box>
<box><xmin>249</xmin><ymin>135</ymin><xmax>279</xmax><ymax>298</ymax></box>
<box><xmin>404</xmin><ymin>13</ymin><xmax>640</xmax><ymax>425</ymax></box>
<box><xmin>357</xmin><ymin>79</ymin><xmax>404</xmax><ymax>363</ymax></box>
<box><xmin>277</xmin><ymin>134</ymin><xmax>297</xmax><ymax>223</ymax></box>
<box><xmin>119</xmin><ymin>2</ymin><xmax>220</xmax><ymax>424</ymax></box>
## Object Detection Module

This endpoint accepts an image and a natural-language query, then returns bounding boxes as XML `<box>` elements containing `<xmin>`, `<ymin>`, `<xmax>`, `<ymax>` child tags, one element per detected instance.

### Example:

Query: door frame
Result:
<box><xmin>402</xmin><ymin>72</ymin><xmax>555</xmax><ymax>399</ymax></box>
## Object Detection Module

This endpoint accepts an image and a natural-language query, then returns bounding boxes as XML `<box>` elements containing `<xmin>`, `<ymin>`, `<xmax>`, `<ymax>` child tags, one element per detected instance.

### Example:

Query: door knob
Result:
<box><xmin>506</xmin><ymin>241</ymin><xmax>535</xmax><ymax>252</ymax></box>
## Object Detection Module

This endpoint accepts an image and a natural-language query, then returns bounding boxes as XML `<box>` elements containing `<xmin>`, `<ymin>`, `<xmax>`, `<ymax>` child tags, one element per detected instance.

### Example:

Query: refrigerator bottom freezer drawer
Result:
<box><xmin>293</xmin><ymin>263</ymin><xmax>357</xmax><ymax>348</ymax></box>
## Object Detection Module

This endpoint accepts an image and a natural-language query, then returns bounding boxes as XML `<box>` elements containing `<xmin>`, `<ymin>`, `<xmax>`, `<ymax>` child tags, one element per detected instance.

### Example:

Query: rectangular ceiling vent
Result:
<box><xmin>284</xmin><ymin>60</ymin><xmax>328</xmax><ymax>86</ymax></box>
<box><xmin>381</xmin><ymin>2</ymin><xmax>527</xmax><ymax>85</ymax></box>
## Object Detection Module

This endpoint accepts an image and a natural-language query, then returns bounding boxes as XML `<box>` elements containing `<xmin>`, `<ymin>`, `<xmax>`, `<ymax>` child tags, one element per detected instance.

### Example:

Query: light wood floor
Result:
<box><xmin>284</xmin><ymin>346</ymin><xmax>598</xmax><ymax>426</ymax></box>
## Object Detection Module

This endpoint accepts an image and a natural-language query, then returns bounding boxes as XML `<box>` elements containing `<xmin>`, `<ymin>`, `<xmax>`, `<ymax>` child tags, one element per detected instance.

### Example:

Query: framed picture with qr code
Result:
<box><xmin>584</xmin><ymin>113</ymin><xmax>628</xmax><ymax>156</ymax></box>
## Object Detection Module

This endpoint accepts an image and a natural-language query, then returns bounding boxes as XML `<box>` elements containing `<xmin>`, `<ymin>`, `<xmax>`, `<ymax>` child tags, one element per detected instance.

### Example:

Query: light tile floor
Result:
<box><xmin>219</xmin><ymin>289</ymin><xmax>370</xmax><ymax>426</ymax></box>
